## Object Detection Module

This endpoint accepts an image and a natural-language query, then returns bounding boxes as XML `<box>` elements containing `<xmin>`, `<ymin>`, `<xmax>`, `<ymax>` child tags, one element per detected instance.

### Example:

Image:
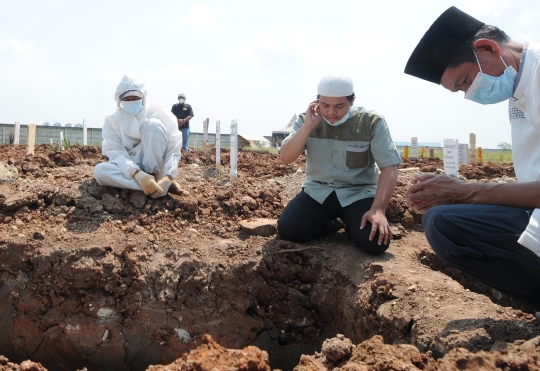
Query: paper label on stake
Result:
<box><xmin>443</xmin><ymin>139</ymin><xmax>459</xmax><ymax>176</ymax></box>
<box><xmin>411</xmin><ymin>137</ymin><xmax>418</xmax><ymax>158</ymax></box>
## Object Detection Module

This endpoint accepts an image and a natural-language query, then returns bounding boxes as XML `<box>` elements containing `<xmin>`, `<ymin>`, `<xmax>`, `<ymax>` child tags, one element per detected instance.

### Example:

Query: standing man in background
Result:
<box><xmin>172</xmin><ymin>93</ymin><xmax>194</xmax><ymax>152</ymax></box>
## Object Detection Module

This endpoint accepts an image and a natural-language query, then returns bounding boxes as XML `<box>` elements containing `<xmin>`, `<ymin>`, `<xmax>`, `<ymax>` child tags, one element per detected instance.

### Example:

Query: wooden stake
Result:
<box><xmin>477</xmin><ymin>147</ymin><xmax>483</xmax><ymax>163</ymax></box>
<box><xmin>216</xmin><ymin>120</ymin><xmax>221</xmax><ymax>172</ymax></box>
<box><xmin>83</xmin><ymin>119</ymin><xmax>88</xmax><ymax>146</ymax></box>
<box><xmin>429</xmin><ymin>148</ymin><xmax>434</xmax><ymax>159</ymax></box>
<box><xmin>13</xmin><ymin>122</ymin><xmax>20</xmax><ymax>145</ymax></box>
<box><xmin>469</xmin><ymin>133</ymin><xmax>476</xmax><ymax>163</ymax></box>
<box><xmin>26</xmin><ymin>124</ymin><xmax>36</xmax><ymax>155</ymax></box>
<box><xmin>403</xmin><ymin>145</ymin><xmax>409</xmax><ymax>158</ymax></box>
<box><xmin>230</xmin><ymin>119</ymin><xmax>238</xmax><ymax>183</ymax></box>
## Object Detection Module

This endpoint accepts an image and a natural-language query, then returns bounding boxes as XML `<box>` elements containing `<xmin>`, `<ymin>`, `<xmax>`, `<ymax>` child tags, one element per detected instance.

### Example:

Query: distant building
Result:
<box><xmin>65</xmin><ymin>123</ymin><xmax>73</xmax><ymax>127</ymax></box>
<box><xmin>53</xmin><ymin>122</ymin><xmax>62</xmax><ymax>127</ymax></box>
<box><xmin>238</xmin><ymin>134</ymin><xmax>271</xmax><ymax>148</ymax></box>
<box><xmin>272</xmin><ymin>114</ymin><xmax>296</xmax><ymax>147</ymax></box>
<box><xmin>43</xmin><ymin>122</ymin><xmax>51</xmax><ymax>126</ymax></box>
<box><xmin>75</xmin><ymin>123</ymin><xmax>83</xmax><ymax>128</ymax></box>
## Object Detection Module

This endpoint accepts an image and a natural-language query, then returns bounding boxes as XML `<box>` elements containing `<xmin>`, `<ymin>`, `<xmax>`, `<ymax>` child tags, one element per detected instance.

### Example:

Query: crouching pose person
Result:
<box><xmin>277</xmin><ymin>74</ymin><xmax>401</xmax><ymax>255</ymax></box>
<box><xmin>95</xmin><ymin>74</ymin><xmax>183</xmax><ymax>198</ymax></box>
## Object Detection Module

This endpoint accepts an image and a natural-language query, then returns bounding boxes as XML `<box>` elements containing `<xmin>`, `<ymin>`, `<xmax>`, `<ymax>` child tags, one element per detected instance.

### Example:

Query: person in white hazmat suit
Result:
<box><xmin>94</xmin><ymin>75</ymin><xmax>183</xmax><ymax>198</ymax></box>
<box><xmin>403</xmin><ymin>7</ymin><xmax>540</xmax><ymax>318</ymax></box>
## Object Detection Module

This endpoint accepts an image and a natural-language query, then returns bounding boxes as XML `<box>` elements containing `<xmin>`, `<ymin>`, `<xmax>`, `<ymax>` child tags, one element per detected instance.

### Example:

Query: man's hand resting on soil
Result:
<box><xmin>405</xmin><ymin>173</ymin><xmax>464</xmax><ymax>213</ymax></box>
<box><xmin>361</xmin><ymin>208</ymin><xmax>391</xmax><ymax>245</ymax></box>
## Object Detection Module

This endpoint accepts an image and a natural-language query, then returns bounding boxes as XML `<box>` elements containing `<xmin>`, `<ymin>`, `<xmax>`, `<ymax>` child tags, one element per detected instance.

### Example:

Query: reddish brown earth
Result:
<box><xmin>0</xmin><ymin>145</ymin><xmax>539</xmax><ymax>371</ymax></box>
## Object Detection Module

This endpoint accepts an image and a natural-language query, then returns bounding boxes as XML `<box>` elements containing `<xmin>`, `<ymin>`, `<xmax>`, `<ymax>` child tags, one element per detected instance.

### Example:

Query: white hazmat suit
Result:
<box><xmin>94</xmin><ymin>75</ymin><xmax>182</xmax><ymax>191</ymax></box>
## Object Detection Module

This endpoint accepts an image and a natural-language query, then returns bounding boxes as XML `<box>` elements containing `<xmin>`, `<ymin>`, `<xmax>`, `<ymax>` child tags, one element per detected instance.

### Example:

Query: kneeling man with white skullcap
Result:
<box><xmin>278</xmin><ymin>74</ymin><xmax>401</xmax><ymax>255</ymax></box>
<box><xmin>94</xmin><ymin>74</ymin><xmax>183</xmax><ymax>198</ymax></box>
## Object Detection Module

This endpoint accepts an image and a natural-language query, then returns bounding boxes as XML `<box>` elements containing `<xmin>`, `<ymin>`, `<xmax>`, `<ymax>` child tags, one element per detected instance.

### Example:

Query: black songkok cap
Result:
<box><xmin>404</xmin><ymin>6</ymin><xmax>484</xmax><ymax>84</ymax></box>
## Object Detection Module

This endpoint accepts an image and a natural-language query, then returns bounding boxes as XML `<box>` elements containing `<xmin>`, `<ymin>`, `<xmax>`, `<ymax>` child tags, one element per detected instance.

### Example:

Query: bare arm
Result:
<box><xmin>280</xmin><ymin>100</ymin><xmax>321</xmax><ymax>164</ymax></box>
<box><xmin>406</xmin><ymin>173</ymin><xmax>540</xmax><ymax>213</ymax></box>
<box><xmin>361</xmin><ymin>165</ymin><xmax>399</xmax><ymax>245</ymax></box>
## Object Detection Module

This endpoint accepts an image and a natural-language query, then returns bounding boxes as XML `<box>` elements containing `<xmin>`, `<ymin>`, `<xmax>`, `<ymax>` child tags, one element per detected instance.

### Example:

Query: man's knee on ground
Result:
<box><xmin>277</xmin><ymin>216</ymin><xmax>310</xmax><ymax>242</ymax></box>
<box><xmin>352</xmin><ymin>234</ymin><xmax>389</xmax><ymax>256</ymax></box>
<box><xmin>422</xmin><ymin>206</ymin><xmax>454</xmax><ymax>260</ymax></box>
<box><xmin>94</xmin><ymin>163</ymin><xmax>109</xmax><ymax>185</ymax></box>
<box><xmin>94</xmin><ymin>162</ymin><xmax>122</xmax><ymax>186</ymax></box>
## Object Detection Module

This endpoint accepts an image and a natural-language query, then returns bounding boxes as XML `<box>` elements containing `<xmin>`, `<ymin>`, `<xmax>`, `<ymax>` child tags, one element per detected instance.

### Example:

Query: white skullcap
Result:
<box><xmin>178</xmin><ymin>93</ymin><xmax>186</xmax><ymax>99</ymax></box>
<box><xmin>317</xmin><ymin>74</ymin><xmax>354</xmax><ymax>97</ymax></box>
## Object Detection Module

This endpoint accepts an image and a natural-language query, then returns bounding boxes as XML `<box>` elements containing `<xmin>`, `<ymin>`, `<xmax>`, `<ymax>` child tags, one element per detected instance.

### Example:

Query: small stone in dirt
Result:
<box><xmin>278</xmin><ymin>240</ymin><xmax>291</xmax><ymax>249</ymax></box>
<box><xmin>3</xmin><ymin>192</ymin><xmax>38</xmax><ymax>211</ymax></box>
<box><xmin>129</xmin><ymin>191</ymin><xmax>147</xmax><ymax>209</ymax></box>
<box><xmin>239</xmin><ymin>218</ymin><xmax>277</xmax><ymax>237</ymax></box>
<box><xmin>407</xmin><ymin>284</ymin><xmax>417</xmax><ymax>292</ymax></box>
<box><xmin>241</xmin><ymin>195</ymin><xmax>257</xmax><ymax>209</ymax></box>
<box><xmin>321</xmin><ymin>334</ymin><xmax>354</xmax><ymax>363</ymax></box>
<box><xmin>188</xmin><ymin>228</ymin><xmax>199</xmax><ymax>234</ymax></box>
<box><xmin>33</xmin><ymin>231</ymin><xmax>45</xmax><ymax>240</ymax></box>
<box><xmin>201</xmin><ymin>208</ymin><xmax>211</xmax><ymax>216</ymax></box>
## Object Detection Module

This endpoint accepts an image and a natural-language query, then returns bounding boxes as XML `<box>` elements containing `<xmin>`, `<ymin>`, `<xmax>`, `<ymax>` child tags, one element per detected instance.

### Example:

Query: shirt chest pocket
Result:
<box><xmin>346</xmin><ymin>144</ymin><xmax>370</xmax><ymax>169</ymax></box>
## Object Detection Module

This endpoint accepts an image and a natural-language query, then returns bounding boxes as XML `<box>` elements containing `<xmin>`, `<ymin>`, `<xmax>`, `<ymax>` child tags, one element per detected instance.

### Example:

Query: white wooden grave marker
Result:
<box><xmin>458</xmin><ymin>143</ymin><xmax>469</xmax><ymax>165</ymax></box>
<box><xmin>216</xmin><ymin>120</ymin><xmax>221</xmax><ymax>171</ymax></box>
<box><xmin>13</xmin><ymin>122</ymin><xmax>20</xmax><ymax>145</ymax></box>
<box><xmin>443</xmin><ymin>139</ymin><xmax>459</xmax><ymax>176</ymax></box>
<box><xmin>411</xmin><ymin>137</ymin><xmax>419</xmax><ymax>158</ymax></box>
<box><xmin>230</xmin><ymin>119</ymin><xmax>238</xmax><ymax>183</ymax></box>
<box><xmin>203</xmin><ymin>118</ymin><xmax>209</xmax><ymax>144</ymax></box>
<box><xmin>60</xmin><ymin>131</ymin><xmax>64</xmax><ymax>151</ymax></box>
<box><xmin>83</xmin><ymin>119</ymin><xmax>88</xmax><ymax>146</ymax></box>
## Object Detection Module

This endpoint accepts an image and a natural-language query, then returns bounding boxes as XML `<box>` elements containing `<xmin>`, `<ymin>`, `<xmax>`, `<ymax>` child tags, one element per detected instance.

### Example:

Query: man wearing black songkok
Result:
<box><xmin>404</xmin><ymin>6</ymin><xmax>540</xmax><ymax>318</ymax></box>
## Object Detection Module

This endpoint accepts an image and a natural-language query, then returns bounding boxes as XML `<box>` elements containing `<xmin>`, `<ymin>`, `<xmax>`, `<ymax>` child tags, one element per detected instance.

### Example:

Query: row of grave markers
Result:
<box><xmin>198</xmin><ymin>118</ymin><xmax>239</xmax><ymax>183</ymax></box>
<box><xmin>12</xmin><ymin>120</ymin><xmax>90</xmax><ymax>155</ymax></box>
<box><xmin>12</xmin><ymin>118</ymin><xmax>241</xmax><ymax>183</ymax></box>
<box><xmin>403</xmin><ymin>134</ymin><xmax>483</xmax><ymax>176</ymax></box>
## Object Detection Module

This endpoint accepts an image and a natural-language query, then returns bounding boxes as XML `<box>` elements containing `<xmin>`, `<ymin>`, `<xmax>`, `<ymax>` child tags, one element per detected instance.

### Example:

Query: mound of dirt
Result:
<box><xmin>0</xmin><ymin>145</ymin><xmax>537</xmax><ymax>371</ymax></box>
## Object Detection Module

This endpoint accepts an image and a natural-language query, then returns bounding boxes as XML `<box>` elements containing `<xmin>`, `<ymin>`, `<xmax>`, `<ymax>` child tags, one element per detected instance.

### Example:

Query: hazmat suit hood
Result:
<box><xmin>114</xmin><ymin>74</ymin><xmax>147</xmax><ymax>107</ymax></box>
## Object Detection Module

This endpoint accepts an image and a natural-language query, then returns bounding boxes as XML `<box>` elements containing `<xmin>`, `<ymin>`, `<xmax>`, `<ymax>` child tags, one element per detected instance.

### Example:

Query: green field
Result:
<box><xmin>397</xmin><ymin>147</ymin><xmax>513</xmax><ymax>163</ymax></box>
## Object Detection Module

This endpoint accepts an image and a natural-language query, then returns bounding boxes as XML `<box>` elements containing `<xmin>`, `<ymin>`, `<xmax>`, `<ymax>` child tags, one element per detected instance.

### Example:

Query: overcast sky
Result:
<box><xmin>1</xmin><ymin>0</ymin><xmax>538</xmax><ymax>148</ymax></box>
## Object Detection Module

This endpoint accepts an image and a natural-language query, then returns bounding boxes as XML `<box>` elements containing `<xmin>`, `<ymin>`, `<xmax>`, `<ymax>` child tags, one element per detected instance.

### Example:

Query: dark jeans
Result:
<box><xmin>423</xmin><ymin>204</ymin><xmax>540</xmax><ymax>309</ymax></box>
<box><xmin>277</xmin><ymin>190</ymin><xmax>390</xmax><ymax>255</ymax></box>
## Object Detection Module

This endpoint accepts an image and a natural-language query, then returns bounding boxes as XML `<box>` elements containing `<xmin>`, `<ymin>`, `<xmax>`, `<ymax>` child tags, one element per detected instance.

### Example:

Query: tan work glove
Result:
<box><xmin>151</xmin><ymin>177</ymin><xmax>173</xmax><ymax>199</ymax></box>
<box><xmin>134</xmin><ymin>170</ymin><xmax>163</xmax><ymax>196</ymax></box>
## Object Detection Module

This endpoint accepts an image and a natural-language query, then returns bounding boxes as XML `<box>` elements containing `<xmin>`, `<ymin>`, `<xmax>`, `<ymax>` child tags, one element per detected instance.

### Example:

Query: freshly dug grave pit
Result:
<box><xmin>1</xmin><ymin>146</ymin><xmax>539</xmax><ymax>370</ymax></box>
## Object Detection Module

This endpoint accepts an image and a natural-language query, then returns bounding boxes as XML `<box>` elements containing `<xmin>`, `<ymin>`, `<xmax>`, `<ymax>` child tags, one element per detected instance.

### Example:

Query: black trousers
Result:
<box><xmin>423</xmin><ymin>204</ymin><xmax>540</xmax><ymax>309</ymax></box>
<box><xmin>277</xmin><ymin>190</ymin><xmax>390</xmax><ymax>255</ymax></box>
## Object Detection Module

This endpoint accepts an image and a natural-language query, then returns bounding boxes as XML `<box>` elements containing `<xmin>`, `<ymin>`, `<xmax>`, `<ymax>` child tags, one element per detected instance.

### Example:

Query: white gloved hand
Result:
<box><xmin>134</xmin><ymin>171</ymin><xmax>163</xmax><ymax>196</ymax></box>
<box><xmin>151</xmin><ymin>177</ymin><xmax>173</xmax><ymax>199</ymax></box>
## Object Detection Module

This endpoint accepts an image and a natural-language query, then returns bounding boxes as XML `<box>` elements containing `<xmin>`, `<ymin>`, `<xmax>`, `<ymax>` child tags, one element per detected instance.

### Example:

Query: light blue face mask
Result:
<box><xmin>464</xmin><ymin>51</ymin><xmax>517</xmax><ymax>105</ymax></box>
<box><xmin>323</xmin><ymin>106</ymin><xmax>353</xmax><ymax>126</ymax></box>
<box><xmin>121</xmin><ymin>100</ymin><xmax>144</xmax><ymax>115</ymax></box>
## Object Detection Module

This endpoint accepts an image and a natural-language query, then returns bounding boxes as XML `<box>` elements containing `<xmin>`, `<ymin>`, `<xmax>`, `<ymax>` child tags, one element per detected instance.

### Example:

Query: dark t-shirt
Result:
<box><xmin>171</xmin><ymin>103</ymin><xmax>194</xmax><ymax>129</ymax></box>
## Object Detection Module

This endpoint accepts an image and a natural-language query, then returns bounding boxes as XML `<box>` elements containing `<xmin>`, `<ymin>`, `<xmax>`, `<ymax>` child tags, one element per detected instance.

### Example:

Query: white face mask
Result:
<box><xmin>178</xmin><ymin>98</ymin><xmax>186</xmax><ymax>104</ymax></box>
<box><xmin>322</xmin><ymin>106</ymin><xmax>353</xmax><ymax>126</ymax></box>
